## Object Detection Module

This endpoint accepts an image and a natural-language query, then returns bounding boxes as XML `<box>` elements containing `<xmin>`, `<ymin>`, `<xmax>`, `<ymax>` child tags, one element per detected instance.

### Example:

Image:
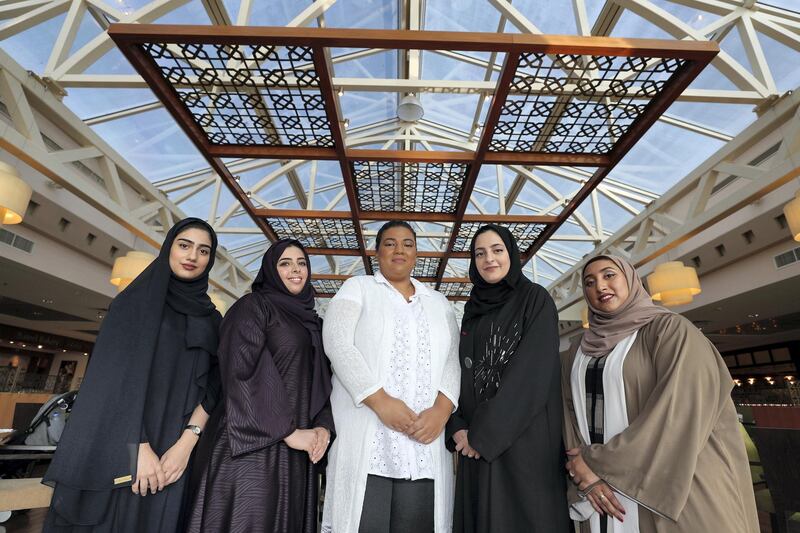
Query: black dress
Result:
<box><xmin>42</xmin><ymin>218</ymin><xmax>221</xmax><ymax>533</ymax></box>
<box><xmin>186</xmin><ymin>292</ymin><xmax>334</xmax><ymax>533</ymax></box>
<box><xmin>446</xmin><ymin>282</ymin><xmax>570</xmax><ymax>532</ymax></box>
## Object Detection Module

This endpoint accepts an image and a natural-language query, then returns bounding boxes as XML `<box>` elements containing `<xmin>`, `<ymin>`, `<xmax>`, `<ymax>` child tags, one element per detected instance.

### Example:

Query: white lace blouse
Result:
<box><xmin>321</xmin><ymin>273</ymin><xmax>461</xmax><ymax>533</ymax></box>
<box><xmin>367</xmin><ymin>274</ymin><xmax>434</xmax><ymax>479</ymax></box>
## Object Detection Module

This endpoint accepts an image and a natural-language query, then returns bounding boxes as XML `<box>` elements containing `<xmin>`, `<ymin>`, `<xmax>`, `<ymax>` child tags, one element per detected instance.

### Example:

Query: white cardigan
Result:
<box><xmin>321</xmin><ymin>274</ymin><xmax>461</xmax><ymax>533</ymax></box>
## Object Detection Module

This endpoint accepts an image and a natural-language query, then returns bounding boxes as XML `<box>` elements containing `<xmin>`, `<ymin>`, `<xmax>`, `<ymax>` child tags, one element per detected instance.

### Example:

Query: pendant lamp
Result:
<box><xmin>110</xmin><ymin>251</ymin><xmax>155</xmax><ymax>292</ymax></box>
<box><xmin>0</xmin><ymin>161</ymin><xmax>32</xmax><ymax>225</ymax></box>
<box><xmin>647</xmin><ymin>261</ymin><xmax>701</xmax><ymax>307</ymax></box>
<box><xmin>581</xmin><ymin>305</ymin><xmax>590</xmax><ymax>329</ymax></box>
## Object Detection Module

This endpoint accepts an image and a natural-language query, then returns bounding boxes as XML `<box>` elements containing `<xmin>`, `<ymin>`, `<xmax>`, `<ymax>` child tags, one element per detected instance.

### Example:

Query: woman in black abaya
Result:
<box><xmin>185</xmin><ymin>238</ymin><xmax>334</xmax><ymax>533</ymax></box>
<box><xmin>445</xmin><ymin>224</ymin><xmax>569</xmax><ymax>532</ymax></box>
<box><xmin>43</xmin><ymin>218</ymin><xmax>222</xmax><ymax>533</ymax></box>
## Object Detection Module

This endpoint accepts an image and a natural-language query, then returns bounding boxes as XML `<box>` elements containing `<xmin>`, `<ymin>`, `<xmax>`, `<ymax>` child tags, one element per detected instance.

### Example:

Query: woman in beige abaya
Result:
<box><xmin>561</xmin><ymin>255</ymin><xmax>758</xmax><ymax>533</ymax></box>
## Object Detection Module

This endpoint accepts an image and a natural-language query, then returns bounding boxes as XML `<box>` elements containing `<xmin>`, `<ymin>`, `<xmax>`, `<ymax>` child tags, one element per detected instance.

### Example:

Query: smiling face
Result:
<box><xmin>376</xmin><ymin>225</ymin><xmax>417</xmax><ymax>282</ymax></box>
<box><xmin>473</xmin><ymin>230</ymin><xmax>510</xmax><ymax>284</ymax></box>
<box><xmin>168</xmin><ymin>227</ymin><xmax>213</xmax><ymax>280</ymax></box>
<box><xmin>276</xmin><ymin>245</ymin><xmax>309</xmax><ymax>295</ymax></box>
<box><xmin>583</xmin><ymin>258</ymin><xmax>630</xmax><ymax>313</ymax></box>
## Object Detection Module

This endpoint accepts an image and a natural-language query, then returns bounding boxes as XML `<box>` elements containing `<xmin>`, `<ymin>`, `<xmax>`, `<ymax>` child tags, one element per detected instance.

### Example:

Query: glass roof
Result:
<box><xmin>2</xmin><ymin>0</ymin><xmax>799</xmax><ymax>284</ymax></box>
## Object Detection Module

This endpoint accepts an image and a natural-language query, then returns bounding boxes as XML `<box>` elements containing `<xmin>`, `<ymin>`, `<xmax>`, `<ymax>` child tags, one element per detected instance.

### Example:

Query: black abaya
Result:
<box><xmin>445</xmin><ymin>225</ymin><xmax>569</xmax><ymax>533</ymax></box>
<box><xmin>43</xmin><ymin>218</ymin><xmax>221</xmax><ymax>533</ymax></box>
<box><xmin>185</xmin><ymin>239</ymin><xmax>334</xmax><ymax>533</ymax></box>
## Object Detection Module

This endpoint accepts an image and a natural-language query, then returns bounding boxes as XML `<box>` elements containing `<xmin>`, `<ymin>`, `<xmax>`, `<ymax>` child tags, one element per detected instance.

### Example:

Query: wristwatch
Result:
<box><xmin>184</xmin><ymin>424</ymin><xmax>202</xmax><ymax>437</ymax></box>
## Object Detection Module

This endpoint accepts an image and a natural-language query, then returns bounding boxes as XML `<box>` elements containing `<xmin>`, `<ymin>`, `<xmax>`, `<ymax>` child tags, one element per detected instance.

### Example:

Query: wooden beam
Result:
<box><xmin>206</xmin><ymin>144</ymin><xmax>339</xmax><ymax>160</ymax></box>
<box><xmin>313</xmin><ymin>45</ymin><xmax>372</xmax><ymax>273</ymax></box>
<box><xmin>108</xmin><ymin>24</ymin><xmax>719</xmax><ymax>60</ymax></box>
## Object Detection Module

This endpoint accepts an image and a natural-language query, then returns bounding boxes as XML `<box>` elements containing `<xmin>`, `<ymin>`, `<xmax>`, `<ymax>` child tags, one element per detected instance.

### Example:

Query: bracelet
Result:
<box><xmin>577</xmin><ymin>479</ymin><xmax>605</xmax><ymax>500</ymax></box>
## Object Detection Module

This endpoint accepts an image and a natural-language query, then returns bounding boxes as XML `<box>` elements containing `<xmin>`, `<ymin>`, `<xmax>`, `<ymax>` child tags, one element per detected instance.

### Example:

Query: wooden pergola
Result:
<box><xmin>108</xmin><ymin>25</ymin><xmax>717</xmax><ymax>299</ymax></box>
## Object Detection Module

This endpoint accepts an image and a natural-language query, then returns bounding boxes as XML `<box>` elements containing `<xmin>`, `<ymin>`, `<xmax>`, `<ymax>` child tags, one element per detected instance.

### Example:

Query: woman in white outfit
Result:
<box><xmin>322</xmin><ymin>221</ymin><xmax>460</xmax><ymax>533</ymax></box>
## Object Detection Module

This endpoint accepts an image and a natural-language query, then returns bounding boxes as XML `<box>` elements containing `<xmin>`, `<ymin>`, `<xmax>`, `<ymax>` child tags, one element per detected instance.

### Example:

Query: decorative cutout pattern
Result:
<box><xmin>266</xmin><ymin>217</ymin><xmax>360</xmax><ymax>249</ymax></box>
<box><xmin>491</xmin><ymin>53</ymin><xmax>686</xmax><ymax>154</ymax></box>
<box><xmin>452</xmin><ymin>222</ymin><xmax>546</xmax><ymax>252</ymax></box>
<box><xmin>311</xmin><ymin>278</ymin><xmax>344</xmax><ymax>295</ymax></box>
<box><xmin>438</xmin><ymin>281</ymin><xmax>472</xmax><ymax>298</ymax></box>
<box><xmin>353</xmin><ymin>161</ymin><xmax>469</xmax><ymax>213</ymax></box>
<box><xmin>142</xmin><ymin>42</ymin><xmax>333</xmax><ymax>147</ymax></box>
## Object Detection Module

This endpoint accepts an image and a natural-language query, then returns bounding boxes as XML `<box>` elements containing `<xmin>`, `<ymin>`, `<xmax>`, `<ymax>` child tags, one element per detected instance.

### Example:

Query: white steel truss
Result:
<box><xmin>0</xmin><ymin>47</ymin><xmax>251</xmax><ymax>297</ymax></box>
<box><xmin>548</xmin><ymin>87</ymin><xmax>800</xmax><ymax>310</ymax></box>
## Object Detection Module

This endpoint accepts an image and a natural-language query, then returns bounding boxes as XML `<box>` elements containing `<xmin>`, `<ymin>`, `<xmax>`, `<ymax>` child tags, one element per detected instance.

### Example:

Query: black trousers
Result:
<box><xmin>358</xmin><ymin>475</ymin><xmax>434</xmax><ymax>533</ymax></box>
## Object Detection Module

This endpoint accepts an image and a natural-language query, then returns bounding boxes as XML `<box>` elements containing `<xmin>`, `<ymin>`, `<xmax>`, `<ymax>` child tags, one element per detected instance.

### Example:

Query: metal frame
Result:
<box><xmin>107</xmin><ymin>24</ymin><xmax>716</xmax><ymax>295</ymax></box>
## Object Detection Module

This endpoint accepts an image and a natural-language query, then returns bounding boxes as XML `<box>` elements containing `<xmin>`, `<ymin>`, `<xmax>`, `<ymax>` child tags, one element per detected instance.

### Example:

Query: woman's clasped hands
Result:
<box><xmin>364</xmin><ymin>389</ymin><xmax>452</xmax><ymax>446</ymax></box>
<box><xmin>284</xmin><ymin>427</ymin><xmax>331</xmax><ymax>464</ymax></box>
<box><xmin>565</xmin><ymin>447</ymin><xmax>626</xmax><ymax>522</ymax></box>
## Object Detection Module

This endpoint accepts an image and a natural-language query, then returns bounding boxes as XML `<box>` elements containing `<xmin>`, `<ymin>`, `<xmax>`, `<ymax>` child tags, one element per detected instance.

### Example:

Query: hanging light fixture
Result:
<box><xmin>110</xmin><ymin>251</ymin><xmax>155</xmax><ymax>292</ymax></box>
<box><xmin>209</xmin><ymin>291</ymin><xmax>227</xmax><ymax>315</ymax></box>
<box><xmin>647</xmin><ymin>261</ymin><xmax>701</xmax><ymax>307</ymax></box>
<box><xmin>0</xmin><ymin>161</ymin><xmax>32</xmax><ymax>225</ymax></box>
<box><xmin>784</xmin><ymin>190</ymin><xmax>800</xmax><ymax>241</ymax></box>
<box><xmin>581</xmin><ymin>305</ymin><xmax>590</xmax><ymax>329</ymax></box>
<box><xmin>397</xmin><ymin>93</ymin><xmax>424</xmax><ymax>122</ymax></box>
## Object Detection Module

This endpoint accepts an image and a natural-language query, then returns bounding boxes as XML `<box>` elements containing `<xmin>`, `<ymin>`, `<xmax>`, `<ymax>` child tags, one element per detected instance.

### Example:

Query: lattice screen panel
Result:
<box><xmin>438</xmin><ymin>281</ymin><xmax>473</xmax><ymax>298</ymax></box>
<box><xmin>311</xmin><ymin>278</ymin><xmax>345</xmax><ymax>296</ymax></box>
<box><xmin>143</xmin><ymin>42</ymin><xmax>333</xmax><ymax>147</ymax></box>
<box><xmin>266</xmin><ymin>217</ymin><xmax>360</xmax><ymax>249</ymax></box>
<box><xmin>353</xmin><ymin>161</ymin><xmax>469</xmax><ymax>213</ymax></box>
<box><xmin>491</xmin><ymin>53</ymin><xmax>686</xmax><ymax>154</ymax></box>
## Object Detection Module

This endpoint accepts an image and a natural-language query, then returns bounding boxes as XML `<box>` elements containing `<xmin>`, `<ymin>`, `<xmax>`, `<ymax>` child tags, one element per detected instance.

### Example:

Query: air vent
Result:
<box><xmin>86</xmin><ymin>233</ymin><xmax>96</xmax><ymax>245</ymax></box>
<box><xmin>58</xmin><ymin>217</ymin><xmax>70</xmax><ymax>231</ymax></box>
<box><xmin>110</xmin><ymin>245</ymin><xmax>119</xmax><ymax>257</ymax></box>
<box><xmin>0</xmin><ymin>228</ymin><xmax>34</xmax><ymax>253</ymax></box>
<box><xmin>26</xmin><ymin>200</ymin><xmax>39</xmax><ymax>216</ymax></box>
<box><xmin>0</xmin><ymin>228</ymin><xmax>13</xmax><ymax>245</ymax></box>
<box><xmin>13</xmin><ymin>235</ymin><xmax>34</xmax><ymax>253</ymax></box>
<box><xmin>691</xmin><ymin>256</ymin><xmax>701</xmax><ymax>268</ymax></box>
<box><xmin>775</xmin><ymin>213</ymin><xmax>788</xmax><ymax>230</ymax></box>
<box><xmin>742</xmin><ymin>230</ymin><xmax>755</xmax><ymax>244</ymax></box>
<box><xmin>715</xmin><ymin>244</ymin><xmax>726</xmax><ymax>257</ymax></box>
<box><xmin>774</xmin><ymin>247</ymin><xmax>800</xmax><ymax>269</ymax></box>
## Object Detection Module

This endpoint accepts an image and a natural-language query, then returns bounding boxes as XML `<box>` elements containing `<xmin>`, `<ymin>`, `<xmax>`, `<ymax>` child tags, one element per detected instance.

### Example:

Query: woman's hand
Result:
<box><xmin>284</xmin><ymin>429</ymin><xmax>318</xmax><ymax>457</ymax></box>
<box><xmin>452</xmin><ymin>429</ymin><xmax>481</xmax><ymax>459</ymax></box>
<box><xmin>364</xmin><ymin>390</ymin><xmax>418</xmax><ymax>433</ymax></box>
<box><xmin>566</xmin><ymin>447</ymin><xmax>626</xmax><ymax>521</ymax></box>
<box><xmin>310</xmin><ymin>427</ymin><xmax>331</xmax><ymax>464</ymax></box>
<box><xmin>160</xmin><ymin>433</ymin><xmax>196</xmax><ymax>485</ymax></box>
<box><xmin>133</xmin><ymin>442</ymin><xmax>165</xmax><ymax>496</ymax></box>
<box><xmin>407</xmin><ymin>403</ymin><xmax>450</xmax><ymax>444</ymax></box>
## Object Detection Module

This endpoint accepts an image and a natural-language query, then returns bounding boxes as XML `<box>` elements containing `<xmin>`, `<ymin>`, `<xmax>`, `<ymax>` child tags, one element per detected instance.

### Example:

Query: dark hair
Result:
<box><xmin>375</xmin><ymin>221</ymin><xmax>416</xmax><ymax>250</ymax></box>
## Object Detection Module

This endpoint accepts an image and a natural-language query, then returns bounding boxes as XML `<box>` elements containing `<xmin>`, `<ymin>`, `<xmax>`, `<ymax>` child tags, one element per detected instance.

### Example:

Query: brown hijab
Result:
<box><xmin>580</xmin><ymin>255</ymin><xmax>673</xmax><ymax>358</ymax></box>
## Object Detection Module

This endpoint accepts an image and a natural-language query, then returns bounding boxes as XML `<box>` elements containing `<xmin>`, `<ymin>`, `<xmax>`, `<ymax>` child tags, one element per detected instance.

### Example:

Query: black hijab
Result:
<box><xmin>44</xmin><ymin>218</ymin><xmax>220</xmax><ymax>500</ymax></box>
<box><xmin>463</xmin><ymin>224</ymin><xmax>529</xmax><ymax>323</ymax></box>
<box><xmin>252</xmin><ymin>238</ymin><xmax>332</xmax><ymax>420</ymax></box>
